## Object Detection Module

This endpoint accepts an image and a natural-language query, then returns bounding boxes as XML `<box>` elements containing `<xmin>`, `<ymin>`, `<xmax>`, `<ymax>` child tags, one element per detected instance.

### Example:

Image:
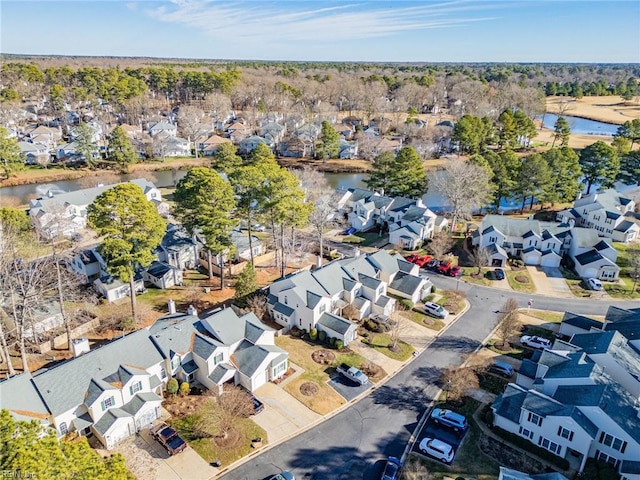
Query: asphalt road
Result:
<box><xmin>222</xmin><ymin>278</ymin><xmax>640</xmax><ymax>480</ymax></box>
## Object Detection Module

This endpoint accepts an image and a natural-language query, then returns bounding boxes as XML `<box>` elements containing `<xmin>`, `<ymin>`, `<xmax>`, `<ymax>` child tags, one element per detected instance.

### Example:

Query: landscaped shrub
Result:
<box><xmin>179</xmin><ymin>381</ymin><xmax>191</xmax><ymax>396</ymax></box>
<box><xmin>581</xmin><ymin>458</ymin><xmax>619</xmax><ymax>480</ymax></box>
<box><xmin>309</xmin><ymin>328</ymin><xmax>318</xmax><ymax>340</ymax></box>
<box><xmin>335</xmin><ymin>340</ymin><xmax>344</xmax><ymax>350</ymax></box>
<box><xmin>431</xmin><ymin>285</ymin><xmax>436</xmax><ymax>294</ymax></box>
<box><xmin>493</xmin><ymin>426</ymin><xmax>570</xmax><ymax>470</ymax></box>
<box><xmin>329</xmin><ymin>336</ymin><xmax>336</xmax><ymax>346</ymax></box>
<box><xmin>318</xmin><ymin>330</ymin><xmax>327</xmax><ymax>342</ymax></box>
<box><xmin>400</xmin><ymin>299</ymin><xmax>414</xmax><ymax>309</ymax></box>
<box><xmin>166</xmin><ymin>378</ymin><xmax>179</xmax><ymax>395</ymax></box>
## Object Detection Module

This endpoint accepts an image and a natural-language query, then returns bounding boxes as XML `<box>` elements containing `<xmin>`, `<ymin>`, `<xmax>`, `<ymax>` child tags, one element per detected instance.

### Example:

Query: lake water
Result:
<box><xmin>539</xmin><ymin>113</ymin><xmax>619</xmax><ymax>136</ymax></box>
<box><xmin>0</xmin><ymin>168</ymin><xmax>525</xmax><ymax>212</ymax></box>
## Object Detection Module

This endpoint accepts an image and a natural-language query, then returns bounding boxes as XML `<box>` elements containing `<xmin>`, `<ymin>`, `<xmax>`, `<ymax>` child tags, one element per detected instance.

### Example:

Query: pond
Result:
<box><xmin>539</xmin><ymin>113</ymin><xmax>620</xmax><ymax>136</ymax></box>
<box><xmin>1</xmin><ymin>168</ymin><xmax>523</xmax><ymax>212</ymax></box>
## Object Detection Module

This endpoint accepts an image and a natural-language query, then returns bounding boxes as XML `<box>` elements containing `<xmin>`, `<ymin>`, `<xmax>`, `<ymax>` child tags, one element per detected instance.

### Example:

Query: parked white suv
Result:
<box><xmin>586</xmin><ymin>278</ymin><xmax>603</xmax><ymax>291</ymax></box>
<box><xmin>418</xmin><ymin>437</ymin><xmax>455</xmax><ymax>463</ymax></box>
<box><xmin>423</xmin><ymin>302</ymin><xmax>448</xmax><ymax>319</ymax></box>
<box><xmin>520</xmin><ymin>335</ymin><xmax>552</xmax><ymax>350</ymax></box>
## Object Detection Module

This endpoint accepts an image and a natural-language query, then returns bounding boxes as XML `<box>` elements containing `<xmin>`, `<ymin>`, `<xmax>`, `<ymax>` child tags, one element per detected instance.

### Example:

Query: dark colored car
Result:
<box><xmin>343</xmin><ymin>227</ymin><xmax>357</xmax><ymax>235</ymax></box>
<box><xmin>489</xmin><ymin>360</ymin><xmax>514</xmax><ymax>378</ymax></box>
<box><xmin>252</xmin><ymin>395</ymin><xmax>264</xmax><ymax>415</ymax></box>
<box><xmin>494</xmin><ymin>268</ymin><xmax>505</xmax><ymax>280</ymax></box>
<box><xmin>380</xmin><ymin>456</ymin><xmax>402</xmax><ymax>480</ymax></box>
<box><xmin>426</xmin><ymin>259</ymin><xmax>441</xmax><ymax>271</ymax></box>
<box><xmin>430</xmin><ymin>408</ymin><xmax>468</xmax><ymax>432</ymax></box>
<box><xmin>447</xmin><ymin>265</ymin><xmax>462</xmax><ymax>277</ymax></box>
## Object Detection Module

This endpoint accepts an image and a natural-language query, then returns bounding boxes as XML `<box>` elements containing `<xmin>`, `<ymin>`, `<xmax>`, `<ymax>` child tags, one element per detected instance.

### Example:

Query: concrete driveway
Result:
<box><xmin>327</xmin><ymin>374</ymin><xmax>372</xmax><ymax>401</ymax></box>
<box><xmin>527</xmin><ymin>266</ymin><xmax>574</xmax><ymax>298</ymax></box>
<box><xmin>113</xmin><ymin>428</ymin><xmax>217</xmax><ymax>480</ymax></box>
<box><xmin>253</xmin><ymin>382</ymin><xmax>321</xmax><ymax>444</ymax></box>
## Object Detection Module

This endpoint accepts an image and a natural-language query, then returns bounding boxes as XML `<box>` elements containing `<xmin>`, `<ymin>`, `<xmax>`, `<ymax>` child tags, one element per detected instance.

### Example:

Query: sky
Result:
<box><xmin>1</xmin><ymin>0</ymin><xmax>639</xmax><ymax>63</ymax></box>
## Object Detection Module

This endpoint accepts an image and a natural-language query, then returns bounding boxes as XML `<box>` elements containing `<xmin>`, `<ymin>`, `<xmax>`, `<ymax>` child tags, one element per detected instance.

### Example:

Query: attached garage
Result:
<box><xmin>540</xmin><ymin>251</ymin><xmax>561</xmax><ymax>268</ymax></box>
<box><xmin>135</xmin><ymin>407</ymin><xmax>158</xmax><ymax>430</ymax></box>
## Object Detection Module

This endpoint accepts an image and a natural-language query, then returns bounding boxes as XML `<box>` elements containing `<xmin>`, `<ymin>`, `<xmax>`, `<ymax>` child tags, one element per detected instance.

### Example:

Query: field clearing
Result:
<box><xmin>546</xmin><ymin>95</ymin><xmax>640</xmax><ymax>124</ymax></box>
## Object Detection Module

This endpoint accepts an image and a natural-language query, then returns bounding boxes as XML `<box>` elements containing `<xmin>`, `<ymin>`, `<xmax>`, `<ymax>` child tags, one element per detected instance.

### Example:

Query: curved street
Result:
<box><xmin>221</xmin><ymin>278</ymin><xmax>640</xmax><ymax>480</ymax></box>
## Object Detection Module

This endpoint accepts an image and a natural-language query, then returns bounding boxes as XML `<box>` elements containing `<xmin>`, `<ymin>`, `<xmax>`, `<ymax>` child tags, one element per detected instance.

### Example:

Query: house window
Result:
<box><xmin>538</xmin><ymin>436</ymin><xmax>561</xmax><ymax>455</ymax></box>
<box><xmin>596</xmin><ymin>450</ymin><xmax>620</xmax><ymax>467</ymax></box>
<box><xmin>558</xmin><ymin>426</ymin><xmax>574</xmax><ymax>441</ymax></box>
<box><xmin>489</xmin><ymin>236</ymin><xmax>497</xmax><ymax>243</ymax></box>
<box><xmin>59</xmin><ymin>422</ymin><xmax>68</xmax><ymax>435</ymax></box>
<box><xmin>527</xmin><ymin>412</ymin><xmax>543</xmax><ymax>426</ymax></box>
<box><xmin>101</xmin><ymin>396</ymin><xmax>115</xmax><ymax>411</ymax></box>
<box><xmin>284</xmin><ymin>296</ymin><xmax>288</xmax><ymax>305</ymax></box>
<box><xmin>599</xmin><ymin>432</ymin><xmax>627</xmax><ymax>453</ymax></box>
<box><xmin>318</xmin><ymin>304</ymin><xmax>326</xmax><ymax>314</ymax></box>
<box><xmin>272</xmin><ymin>361</ymin><xmax>287</xmax><ymax>378</ymax></box>
<box><xmin>519</xmin><ymin>426</ymin><xmax>534</xmax><ymax>439</ymax></box>
<box><xmin>160</xmin><ymin>367</ymin><xmax>167</xmax><ymax>379</ymax></box>
<box><xmin>214</xmin><ymin>352</ymin><xmax>224</xmax><ymax>365</ymax></box>
<box><xmin>129</xmin><ymin>381</ymin><xmax>142</xmax><ymax>395</ymax></box>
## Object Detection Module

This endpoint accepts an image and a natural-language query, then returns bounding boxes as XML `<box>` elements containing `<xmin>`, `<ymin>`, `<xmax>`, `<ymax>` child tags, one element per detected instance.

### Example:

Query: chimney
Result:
<box><xmin>187</xmin><ymin>305</ymin><xmax>198</xmax><ymax>317</ymax></box>
<box><xmin>353</xmin><ymin>246</ymin><xmax>361</xmax><ymax>257</ymax></box>
<box><xmin>72</xmin><ymin>337</ymin><xmax>90</xmax><ymax>357</ymax></box>
<box><xmin>168</xmin><ymin>299</ymin><xmax>176</xmax><ymax>314</ymax></box>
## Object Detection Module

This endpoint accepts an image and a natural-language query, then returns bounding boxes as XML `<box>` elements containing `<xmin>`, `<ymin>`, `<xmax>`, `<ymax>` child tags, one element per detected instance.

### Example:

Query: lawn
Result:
<box><xmin>522</xmin><ymin>309</ymin><xmax>565</xmax><ymax>323</ymax></box>
<box><xmin>461</xmin><ymin>268</ymin><xmax>492</xmax><ymax>286</ymax></box>
<box><xmin>172</xmin><ymin>412</ymin><xmax>267</xmax><ymax>467</ymax></box>
<box><xmin>402</xmin><ymin>308</ymin><xmax>445</xmax><ymax>331</ymax></box>
<box><xmin>343</xmin><ymin>231</ymin><xmax>385</xmax><ymax>246</ymax></box>
<box><xmin>505</xmin><ymin>269</ymin><xmax>536</xmax><ymax>293</ymax></box>
<box><xmin>486</xmin><ymin>338</ymin><xmax>530</xmax><ymax>360</ymax></box>
<box><xmin>365</xmin><ymin>332</ymin><xmax>415</xmax><ymax>361</ymax></box>
<box><xmin>437</xmin><ymin>290</ymin><xmax>467</xmax><ymax>315</ymax></box>
<box><xmin>275</xmin><ymin>335</ymin><xmax>376</xmax><ymax>414</ymax></box>
<box><xmin>410</xmin><ymin>398</ymin><xmax>500</xmax><ymax>480</ymax></box>
<box><xmin>604</xmin><ymin>277</ymin><xmax>640</xmax><ymax>299</ymax></box>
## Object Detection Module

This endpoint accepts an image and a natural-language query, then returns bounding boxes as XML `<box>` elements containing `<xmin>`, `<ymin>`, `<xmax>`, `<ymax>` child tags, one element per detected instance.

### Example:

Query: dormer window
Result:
<box><xmin>129</xmin><ymin>381</ymin><xmax>142</xmax><ymax>395</ymax></box>
<box><xmin>101</xmin><ymin>396</ymin><xmax>115</xmax><ymax>411</ymax></box>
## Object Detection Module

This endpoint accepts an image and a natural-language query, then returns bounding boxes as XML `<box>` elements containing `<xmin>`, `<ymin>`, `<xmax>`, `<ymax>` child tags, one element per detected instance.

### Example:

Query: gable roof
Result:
<box><xmin>389</xmin><ymin>272</ymin><xmax>424</xmax><ymax>296</ymax></box>
<box><xmin>0</xmin><ymin>372</ymin><xmax>50</xmax><ymax>422</ymax></box>
<box><xmin>317</xmin><ymin>312</ymin><xmax>357</xmax><ymax>335</ymax></box>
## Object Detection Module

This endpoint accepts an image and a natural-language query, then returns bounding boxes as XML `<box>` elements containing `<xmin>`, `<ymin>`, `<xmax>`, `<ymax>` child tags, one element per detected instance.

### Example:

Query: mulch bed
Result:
<box><xmin>515</xmin><ymin>276</ymin><xmax>530</xmax><ymax>284</ymax></box>
<box><xmin>311</xmin><ymin>349</ymin><xmax>336</xmax><ymax>365</ymax></box>
<box><xmin>213</xmin><ymin>427</ymin><xmax>242</xmax><ymax>448</ymax></box>
<box><xmin>300</xmin><ymin>382</ymin><xmax>319</xmax><ymax>396</ymax></box>
<box><xmin>479</xmin><ymin>434</ymin><xmax>548</xmax><ymax>473</ymax></box>
<box><xmin>359</xmin><ymin>362</ymin><xmax>385</xmax><ymax>382</ymax></box>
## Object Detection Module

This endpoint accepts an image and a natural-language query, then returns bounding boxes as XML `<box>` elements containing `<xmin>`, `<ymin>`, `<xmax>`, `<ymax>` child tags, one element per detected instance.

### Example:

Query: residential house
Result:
<box><xmin>492</xmin><ymin>316</ymin><xmax>640</xmax><ymax>475</ymax></box>
<box><xmin>238</xmin><ymin>135</ymin><xmax>268</xmax><ymax>155</ymax></box>
<box><xmin>18</xmin><ymin>141</ymin><xmax>50</xmax><ymax>164</ymax></box>
<box><xmin>69</xmin><ymin>122</ymin><xmax>103</xmax><ymax>143</ymax></box>
<box><xmin>471</xmin><ymin>215</ymin><xmax>618</xmax><ymax>276</ymax></box>
<box><xmin>557</xmin><ymin>189</ymin><xmax>639</xmax><ymax>243</ymax></box>
<box><xmin>259</xmin><ymin>122</ymin><xmax>286</xmax><ymax>145</ymax></box>
<box><xmin>278</xmin><ymin>138</ymin><xmax>313</xmax><ymax>158</ymax></box>
<box><xmin>372</xmin><ymin>137</ymin><xmax>403</xmax><ymax>156</ymax></box>
<box><xmin>29</xmin><ymin>178</ymin><xmax>163</xmax><ymax>239</ymax></box>
<box><xmin>143</xmin><ymin>261</ymin><xmax>183</xmax><ymax>289</ymax></box>
<box><xmin>225</xmin><ymin>121</ymin><xmax>252</xmax><ymax>142</ymax></box>
<box><xmin>198</xmin><ymin>134</ymin><xmax>231</xmax><ymax>156</ymax></box>
<box><xmin>334</xmin><ymin>123</ymin><xmax>354</xmax><ymax>139</ymax></box>
<box><xmin>153</xmin><ymin>132</ymin><xmax>190</xmax><ymax>157</ymax></box>
<box><xmin>267</xmin><ymin>250</ymin><xmax>428</xmax><ymax>345</ymax></box>
<box><xmin>24</xmin><ymin>125</ymin><xmax>62</xmax><ymax>144</ymax></box>
<box><xmin>68</xmin><ymin>247</ymin><xmax>104</xmax><ymax>284</ymax></box>
<box><xmin>93</xmin><ymin>272</ymin><xmax>145</xmax><ymax>302</ymax></box>
<box><xmin>118</xmin><ymin>124</ymin><xmax>144</xmax><ymax>139</ymax></box>
<box><xmin>148</xmin><ymin>121</ymin><xmax>177</xmax><ymax>137</ymax></box>
<box><xmin>230</xmin><ymin>229</ymin><xmax>263</xmax><ymax>261</ymax></box>
<box><xmin>338</xmin><ymin>138</ymin><xmax>358</xmax><ymax>159</ymax></box>
<box><xmin>155</xmin><ymin>223</ymin><xmax>198</xmax><ymax>270</ymax></box>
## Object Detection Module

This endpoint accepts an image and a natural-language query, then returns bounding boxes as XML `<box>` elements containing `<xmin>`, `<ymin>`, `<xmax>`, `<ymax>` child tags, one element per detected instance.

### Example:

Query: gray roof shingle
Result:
<box><xmin>317</xmin><ymin>312</ymin><xmax>356</xmax><ymax>336</ymax></box>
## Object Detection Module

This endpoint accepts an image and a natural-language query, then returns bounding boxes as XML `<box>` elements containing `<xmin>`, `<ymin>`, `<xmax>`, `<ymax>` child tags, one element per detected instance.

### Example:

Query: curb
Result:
<box><xmin>214</xmin><ymin>298</ymin><xmax>473</xmax><ymax>478</ymax></box>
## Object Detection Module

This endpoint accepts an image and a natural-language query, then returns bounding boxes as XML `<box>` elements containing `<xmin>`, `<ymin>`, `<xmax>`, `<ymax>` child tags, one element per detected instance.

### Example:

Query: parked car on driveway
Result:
<box><xmin>418</xmin><ymin>437</ymin><xmax>455</xmax><ymax>463</ymax></box>
<box><xmin>426</xmin><ymin>259</ymin><xmax>441</xmax><ymax>271</ymax></box>
<box><xmin>423</xmin><ymin>301</ymin><xmax>448</xmax><ymax>319</ymax></box>
<box><xmin>343</xmin><ymin>227</ymin><xmax>357</xmax><ymax>235</ymax></box>
<box><xmin>380</xmin><ymin>456</ymin><xmax>402</xmax><ymax>480</ymax></box>
<box><xmin>269</xmin><ymin>472</ymin><xmax>295</xmax><ymax>480</ymax></box>
<box><xmin>415</xmin><ymin>255</ymin><xmax>433</xmax><ymax>267</ymax></box>
<box><xmin>586</xmin><ymin>278</ymin><xmax>603</xmax><ymax>291</ymax></box>
<box><xmin>437</xmin><ymin>261</ymin><xmax>452</xmax><ymax>274</ymax></box>
<box><xmin>493</xmin><ymin>268</ymin><xmax>505</xmax><ymax>280</ymax></box>
<box><xmin>430</xmin><ymin>408</ymin><xmax>468</xmax><ymax>432</ymax></box>
<box><xmin>520</xmin><ymin>335</ymin><xmax>552</xmax><ymax>350</ymax></box>
<box><xmin>447</xmin><ymin>265</ymin><xmax>462</xmax><ymax>277</ymax></box>
<box><xmin>150</xmin><ymin>422</ymin><xmax>187</xmax><ymax>455</ymax></box>
<box><xmin>489</xmin><ymin>360</ymin><xmax>514</xmax><ymax>378</ymax></box>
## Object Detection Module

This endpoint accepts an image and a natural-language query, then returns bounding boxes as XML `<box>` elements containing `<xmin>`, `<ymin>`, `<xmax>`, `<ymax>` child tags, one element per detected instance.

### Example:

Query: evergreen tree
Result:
<box><xmin>73</xmin><ymin>122</ymin><xmax>99</xmax><ymax>167</ymax></box>
<box><xmin>316</xmin><ymin>121</ymin><xmax>340</xmax><ymax>161</ymax></box>
<box><xmin>486</xmin><ymin>150</ymin><xmax>520</xmax><ymax>208</ymax></box>
<box><xmin>393</xmin><ymin>146</ymin><xmax>428</xmax><ymax>198</ymax></box>
<box><xmin>364</xmin><ymin>151</ymin><xmax>396</xmax><ymax>194</ymax></box>
<box><xmin>0</xmin><ymin>126</ymin><xmax>22</xmax><ymax>180</ymax></box>
<box><xmin>579</xmin><ymin>141</ymin><xmax>619</xmax><ymax>193</ymax></box>
<box><xmin>87</xmin><ymin>184</ymin><xmax>166</xmax><ymax>322</ymax></box>
<box><xmin>173</xmin><ymin>168</ymin><xmax>237</xmax><ymax>288</ymax></box>
<box><xmin>0</xmin><ymin>207</ymin><xmax>31</xmax><ymax>233</ymax></box>
<box><xmin>211</xmin><ymin>142</ymin><xmax>243</xmax><ymax>173</ymax></box>
<box><xmin>542</xmin><ymin>147</ymin><xmax>582</xmax><ymax>204</ymax></box>
<box><xmin>618</xmin><ymin>150</ymin><xmax>640</xmax><ymax>186</ymax></box>
<box><xmin>0</xmin><ymin>410</ymin><xmax>133</xmax><ymax>480</ymax></box>
<box><xmin>515</xmin><ymin>153</ymin><xmax>552</xmax><ymax>211</ymax></box>
<box><xmin>552</xmin><ymin>116</ymin><xmax>571</xmax><ymax>147</ymax></box>
<box><xmin>107</xmin><ymin>126</ymin><xmax>138</xmax><ymax>171</ymax></box>
<box><xmin>234</xmin><ymin>262</ymin><xmax>258</xmax><ymax>300</ymax></box>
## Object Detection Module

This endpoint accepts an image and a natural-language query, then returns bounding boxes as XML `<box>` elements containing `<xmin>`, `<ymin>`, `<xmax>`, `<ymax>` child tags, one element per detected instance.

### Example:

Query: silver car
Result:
<box><xmin>423</xmin><ymin>302</ymin><xmax>448</xmax><ymax>319</ymax></box>
<box><xmin>419</xmin><ymin>437</ymin><xmax>454</xmax><ymax>463</ymax></box>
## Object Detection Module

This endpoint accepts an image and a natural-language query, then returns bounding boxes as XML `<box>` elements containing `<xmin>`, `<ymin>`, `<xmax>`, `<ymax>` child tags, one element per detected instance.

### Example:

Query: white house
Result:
<box><xmin>557</xmin><ymin>189</ymin><xmax>639</xmax><ymax>243</ymax></box>
<box><xmin>568</xmin><ymin>229</ymin><xmax>620</xmax><ymax>280</ymax></box>
<box><xmin>93</xmin><ymin>272</ymin><xmax>145</xmax><ymax>303</ymax></box>
<box><xmin>155</xmin><ymin>224</ymin><xmax>198</xmax><ymax>270</ymax></box>
<box><xmin>29</xmin><ymin>179</ymin><xmax>163</xmax><ymax>239</ymax></box>
<box><xmin>0</xmin><ymin>306</ymin><xmax>289</xmax><ymax>450</ymax></box>
<box><xmin>267</xmin><ymin>250</ymin><xmax>427</xmax><ymax>345</ymax></box>
<box><xmin>68</xmin><ymin>247</ymin><xmax>104</xmax><ymax>284</ymax></box>
<box><xmin>18</xmin><ymin>141</ymin><xmax>50</xmax><ymax>164</ymax></box>
<box><xmin>142</xmin><ymin>261</ymin><xmax>183</xmax><ymax>289</ymax></box>
<box><xmin>230</xmin><ymin>229</ymin><xmax>264</xmax><ymax>261</ymax></box>
<box><xmin>238</xmin><ymin>135</ymin><xmax>267</xmax><ymax>155</ymax></box>
<box><xmin>492</xmin><ymin>315</ymin><xmax>640</xmax><ymax>475</ymax></box>
<box><xmin>198</xmin><ymin>134</ymin><xmax>231</xmax><ymax>156</ymax></box>
<box><xmin>148</xmin><ymin>121</ymin><xmax>177</xmax><ymax>137</ymax></box>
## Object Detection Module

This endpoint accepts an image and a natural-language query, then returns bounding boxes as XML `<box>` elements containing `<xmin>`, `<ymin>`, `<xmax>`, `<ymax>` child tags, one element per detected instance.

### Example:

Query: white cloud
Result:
<box><xmin>145</xmin><ymin>0</ymin><xmax>503</xmax><ymax>43</ymax></box>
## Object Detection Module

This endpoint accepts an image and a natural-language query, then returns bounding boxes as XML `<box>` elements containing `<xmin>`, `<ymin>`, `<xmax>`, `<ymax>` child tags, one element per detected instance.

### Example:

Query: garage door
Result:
<box><xmin>136</xmin><ymin>407</ymin><xmax>158</xmax><ymax>431</ymax></box>
<box><xmin>540</xmin><ymin>255</ymin><xmax>560</xmax><ymax>268</ymax></box>
<box><xmin>107</xmin><ymin>424</ymin><xmax>131</xmax><ymax>449</ymax></box>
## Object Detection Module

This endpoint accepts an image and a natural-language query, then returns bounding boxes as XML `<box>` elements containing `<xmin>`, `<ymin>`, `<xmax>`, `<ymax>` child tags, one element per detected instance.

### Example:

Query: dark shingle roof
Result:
<box><xmin>562</xmin><ymin>312</ymin><xmax>602</xmax><ymax>331</ymax></box>
<box><xmin>389</xmin><ymin>272</ymin><xmax>424</xmax><ymax>296</ymax></box>
<box><xmin>574</xmin><ymin>250</ymin><xmax>604</xmax><ymax>266</ymax></box>
<box><xmin>317</xmin><ymin>312</ymin><xmax>356</xmax><ymax>336</ymax></box>
<box><xmin>614</xmin><ymin>220</ymin><xmax>636</xmax><ymax>232</ymax></box>
<box><xmin>492</xmin><ymin>384</ymin><xmax>526</xmax><ymax>423</ymax></box>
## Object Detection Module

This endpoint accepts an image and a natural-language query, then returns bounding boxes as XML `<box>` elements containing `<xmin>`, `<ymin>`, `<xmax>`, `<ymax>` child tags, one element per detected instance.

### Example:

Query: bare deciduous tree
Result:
<box><xmin>177</xmin><ymin>105</ymin><xmax>210</xmax><ymax>158</ymax></box>
<box><xmin>342</xmin><ymin>303</ymin><xmax>360</xmax><ymax>321</ymax></box>
<box><xmin>246</xmin><ymin>293</ymin><xmax>268</xmax><ymax>321</ymax></box>
<box><xmin>402</xmin><ymin>456</ymin><xmax>431</xmax><ymax>480</ymax></box>
<box><xmin>427</xmin><ymin>159</ymin><xmax>494</xmax><ymax>233</ymax></box>
<box><xmin>389</xmin><ymin>303</ymin><xmax>408</xmax><ymax>351</ymax></box>
<box><xmin>496</xmin><ymin>298</ymin><xmax>520</xmax><ymax>349</ymax></box>
<box><xmin>470</xmin><ymin>246</ymin><xmax>490</xmax><ymax>276</ymax></box>
<box><xmin>195</xmin><ymin>385</ymin><xmax>254</xmax><ymax>439</ymax></box>
<box><xmin>440</xmin><ymin>366</ymin><xmax>479</xmax><ymax>403</ymax></box>
<box><xmin>428</xmin><ymin>231</ymin><xmax>454</xmax><ymax>260</ymax></box>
